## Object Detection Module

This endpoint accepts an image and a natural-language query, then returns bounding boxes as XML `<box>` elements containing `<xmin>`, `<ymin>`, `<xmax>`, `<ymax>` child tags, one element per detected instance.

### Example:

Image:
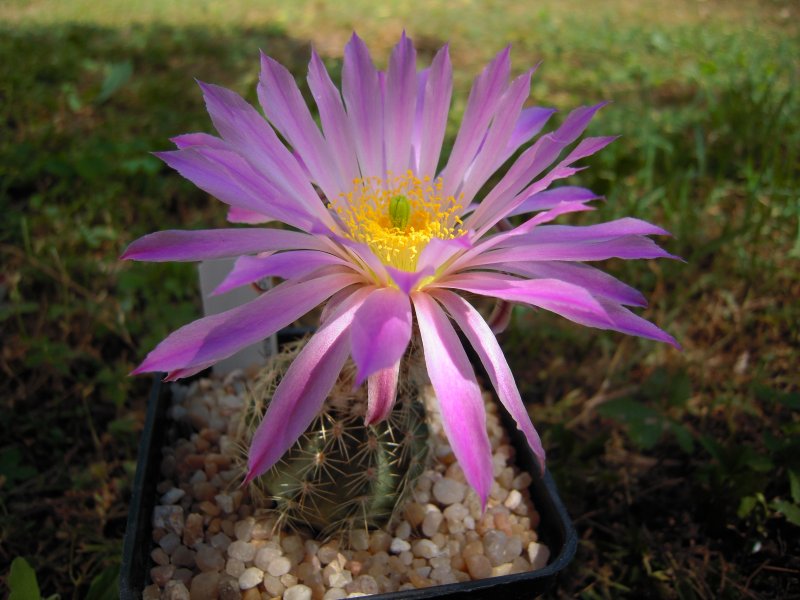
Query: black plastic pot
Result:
<box><xmin>120</xmin><ymin>364</ymin><xmax>577</xmax><ymax>599</ymax></box>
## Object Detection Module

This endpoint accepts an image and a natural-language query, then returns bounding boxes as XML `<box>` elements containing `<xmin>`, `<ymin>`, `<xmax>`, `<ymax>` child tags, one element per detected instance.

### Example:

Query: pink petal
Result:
<box><xmin>384</xmin><ymin>32</ymin><xmax>417</xmax><ymax>177</ymax></box>
<box><xmin>440</xmin><ymin>47</ymin><xmax>511</xmax><ymax>198</ymax></box>
<box><xmin>171</xmin><ymin>132</ymin><xmax>228</xmax><ymax>150</ymax></box>
<box><xmin>246</xmin><ymin>287</ymin><xmax>373</xmax><ymax>483</ymax></box>
<box><xmin>458</xmin><ymin>69</ymin><xmax>533</xmax><ymax>205</ymax></box>
<box><xmin>212</xmin><ymin>250</ymin><xmax>351</xmax><ymax>295</ymax></box>
<box><xmin>258</xmin><ymin>51</ymin><xmax>343</xmax><ymax>199</ymax></box>
<box><xmin>508</xmin><ymin>186</ymin><xmax>602</xmax><ymax>217</ymax></box>
<box><xmin>417</xmin><ymin>44</ymin><xmax>452</xmax><ymax>177</ymax></box>
<box><xmin>411</xmin><ymin>292</ymin><xmax>493</xmax><ymax>508</ymax></box>
<box><xmin>488</xmin><ymin>261</ymin><xmax>647</xmax><ymax>307</ymax></box>
<box><xmin>350</xmin><ymin>287</ymin><xmax>412</xmax><ymax>385</ymax></box>
<box><xmin>198</xmin><ymin>82</ymin><xmax>335</xmax><ymax>227</ymax></box>
<box><xmin>508</xmin><ymin>218</ymin><xmax>671</xmax><ymax>244</ymax></box>
<box><xmin>154</xmin><ymin>147</ymin><xmax>316</xmax><ymax>231</ymax></box>
<box><xmin>227</xmin><ymin>206</ymin><xmax>273</xmax><ymax>224</ymax></box>
<box><xmin>121</xmin><ymin>228</ymin><xmax>328</xmax><ymax>262</ymax></box>
<box><xmin>466</xmin><ymin>102</ymin><xmax>608</xmax><ymax>234</ymax></box>
<box><xmin>366</xmin><ymin>361</ymin><xmax>400</xmax><ymax>425</ymax></box>
<box><xmin>385</xmin><ymin>265</ymin><xmax>434</xmax><ymax>295</ymax></box>
<box><xmin>416</xmin><ymin>236</ymin><xmax>473</xmax><ymax>274</ymax></box>
<box><xmin>342</xmin><ymin>33</ymin><xmax>384</xmax><ymax>178</ymax></box>
<box><xmin>438</xmin><ymin>273</ymin><xmax>615</xmax><ymax>331</ymax></box>
<box><xmin>132</xmin><ymin>273</ymin><xmax>362</xmax><ymax>376</ymax></box>
<box><xmin>502</xmin><ymin>106</ymin><xmax>556</xmax><ymax>161</ymax></box>
<box><xmin>471</xmin><ymin>236</ymin><xmax>678</xmax><ymax>264</ymax></box>
<box><xmin>439</xmin><ymin>272</ymin><xmax>676</xmax><ymax>345</ymax></box>
<box><xmin>307</xmin><ymin>49</ymin><xmax>360</xmax><ymax>184</ymax></box>
<box><xmin>432</xmin><ymin>289</ymin><xmax>545</xmax><ymax>472</ymax></box>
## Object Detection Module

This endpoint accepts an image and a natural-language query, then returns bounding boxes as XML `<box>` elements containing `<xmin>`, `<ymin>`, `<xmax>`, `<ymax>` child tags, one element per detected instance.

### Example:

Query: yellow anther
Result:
<box><xmin>330</xmin><ymin>171</ymin><xmax>463</xmax><ymax>272</ymax></box>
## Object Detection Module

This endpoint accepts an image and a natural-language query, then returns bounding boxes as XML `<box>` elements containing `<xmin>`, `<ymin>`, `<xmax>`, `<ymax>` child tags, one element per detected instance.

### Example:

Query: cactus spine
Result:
<box><xmin>238</xmin><ymin>339</ymin><xmax>429</xmax><ymax>538</ymax></box>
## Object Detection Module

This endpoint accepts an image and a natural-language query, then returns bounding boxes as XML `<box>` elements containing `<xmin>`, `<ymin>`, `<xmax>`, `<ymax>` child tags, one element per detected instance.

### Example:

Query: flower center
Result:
<box><xmin>332</xmin><ymin>171</ymin><xmax>462</xmax><ymax>272</ymax></box>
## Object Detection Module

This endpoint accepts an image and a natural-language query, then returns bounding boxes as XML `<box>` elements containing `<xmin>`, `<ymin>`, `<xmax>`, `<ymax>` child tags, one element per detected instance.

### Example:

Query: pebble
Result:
<box><xmin>284</xmin><ymin>584</ymin><xmax>313</xmax><ymax>600</ymax></box>
<box><xmin>254</xmin><ymin>545</ymin><xmax>283</xmax><ymax>571</ymax></box>
<box><xmin>158</xmin><ymin>532</ymin><xmax>181</xmax><ymax>555</ymax></box>
<box><xmin>389</xmin><ymin>538</ymin><xmax>411</xmax><ymax>554</ymax></box>
<box><xmin>421</xmin><ymin>510</ymin><xmax>443</xmax><ymax>537</ymax></box>
<box><xmin>153</xmin><ymin>505</ymin><xmax>184</xmax><ymax>535</ymax></box>
<box><xmin>183</xmin><ymin>513</ymin><xmax>204</xmax><ymax>548</ymax></box>
<box><xmin>196</xmin><ymin>545</ymin><xmax>225</xmax><ymax>572</ymax></box>
<box><xmin>267</xmin><ymin>555</ymin><xmax>292</xmax><ymax>577</ymax></box>
<box><xmin>151</xmin><ymin>565</ymin><xmax>175</xmax><ymax>586</ymax></box>
<box><xmin>172</xmin><ymin>546</ymin><xmax>196</xmax><ymax>568</ymax></box>
<box><xmin>528</xmin><ymin>542</ymin><xmax>550</xmax><ymax>570</ymax></box>
<box><xmin>161</xmin><ymin>488</ymin><xmax>186</xmax><ymax>505</ymax></box>
<box><xmin>151</xmin><ymin>547</ymin><xmax>170</xmax><ymax>566</ymax></box>
<box><xmin>433</xmin><ymin>478</ymin><xmax>466</xmax><ymax>505</ymax></box>
<box><xmin>264</xmin><ymin>574</ymin><xmax>285</xmax><ymax>596</ymax></box>
<box><xmin>218</xmin><ymin>576</ymin><xmax>240</xmax><ymax>600</ymax></box>
<box><xmin>465</xmin><ymin>554</ymin><xmax>492</xmax><ymax>579</ymax></box>
<box><xmin>189</xmin><ymin>571</ymin><xmax>219</xmax><ymax>599</ymax></box>
<box><xmin>148</xmin><ymin>375</ymin><xmax>549</xmax><ymax>596</ymax></box>
<box><xmin>227</xmin><ymin>540</ymin><xmax>256</xmax><ymax>562</ymax></box>
<box><xmin>238</xmin><ymin>566</ymin><xmax>263</xmax><ymax>589</ymax></box>
<box><xmin>212</xmin><ymin>494</ymin><xmax>233</xmax><ymax>515</ymax></box>
<box><xmin>412</xmin><ymin>539</ymin><xmax>439</xmax><ymax>559</ymax></box>
<box><xmin>234</xmin><ymin>518</ymin><xmax>255</xmax><ymax>542</ymax></box>
<box><xmin>162</xmin><ymin>580</ymin><xmax>191</xmax><ymax>600</ymax></box>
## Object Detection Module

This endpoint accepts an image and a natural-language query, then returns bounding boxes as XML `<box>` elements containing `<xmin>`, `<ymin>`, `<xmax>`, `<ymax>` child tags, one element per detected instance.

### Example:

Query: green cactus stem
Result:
<box><xmin>239</xmin><ymin>339</ymin><xmax>429</xmax><ymax>539</ymax></box>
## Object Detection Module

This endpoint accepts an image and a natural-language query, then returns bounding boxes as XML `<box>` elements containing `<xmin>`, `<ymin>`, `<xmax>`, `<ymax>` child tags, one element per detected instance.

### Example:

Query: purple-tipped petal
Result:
<box><xmin>121</xmin><ymin>228</ymin><xmax>328</xmax><ymax>262</ymax></box>
<box><xmin>259</xmin><ymin>51</ymin><xmax>342</xmax><ymax>198</ymax></box>
<box><xmin>171</xmin><ymin>132</ymin><xmax>228</xmax><ymax>150</ymax></box>
<box><xmin>492</xmin><ymin>261</ymin><xmax>648</xmax><ymax>307</ymax></box>
<box><xmin>417</xmin><ymin>44</ymin><xmax>452</xmax><ymax>177</ymax></box>
<box><xmin>416</xmin><ymin>236</ymin><xmax>472</xmax><ymax>274</ymax></box>
<box><xmin>472</xmin><ymin>235</ymin><xmax>678</xmax><ymax>265</ymax></box>
<box><xmin>459</xmin><ymin>69</ymin><xmax>533</xmax><ymax>205</ymax></box>
<box><xmin>198</xmin><ymin>82</ymin><xmax>335</xmax><ymax>227</ymax></box>
<box><xmin>342</xmin><ymin>33</ymin><xmax>384</xmax><ymax>178</ymax></box>
<box><xmin>466</xmin><ymin>101</ymin><xmax>608</xmax><ymax>234</ymax></box>
<box><xmin>213</xmin><ymin>250</ymin><xmax>350</xmax><ymax>295</ymax></box>
<box><xmin>386</xmin><ymin>265</ymin><xmax>434</xmax><ymax>295</ymax></box>
<box><xmin>440</xmin><ymin>47</ymin><xmax>511</xmax><ymax>198</ymax></box>
<box><xmin>307</xmin><ymin>49</ymin><xmax>360</xmax><ymax>183</ymax></box>
<box><xmin>366</xmin><ymin>361</ymin><xmax>400</xmax><ymax>425</ymax></box>
<box><xmin>509</xmin><ymin>186</ymin><xmax>602</xmax><ymax>217</ymax></box>
<box><xmin>598</xmin><ymin>298</ymin><xmax>681</xmax><ymax>348</ymax></box>
<box><xmin>440</xmin><ymin>272</ymin><xmax>676</xmax><ymax>345</ymax></box>
<box><xmin>246</xmin><ymin>287</ymin><xmax>372</xmax><ymax>483</ymax></box>
<box><xmin>433</xmin><ymin>289</ymin><xmax>545</xmax><ymax>472</ymax></box>
<box><xmin>412</xmin><ymin>292</ymin><xmax>493</xmax><ymax>508</ymax></box>
<box><xmin>502</xmin><ymin>106</ymin><xmax>556</xmax><ymax>161</ymax></box>
<box><xmin>133</xmin><ymin>272</ymin><xmax>362</xmax><ymax>376</ymax></box>
<box><xmin>505</xmin><ymin>218</ymin><xmax>672</xmax><ymax>246</ymax></box>
<box><xmin>227</xmin><ymin>206</ymin><xmax>273</xmax><ymax>224</ymax></box>
<box><xmin>438</xmin><ymin>273</ymin><xmax>615</xmax><ymax>331</ymax></box>
<box><xmin>350</xmin><ymin>287</ymin><xmax>412</xmax><ymax>385</ymax></box>
<box><xmin>154</xmin><ymin>147</ymin><xmax>315</xmax><ymax>231</ymax></box>
<box><xmin>384</xmin><ymin>32</ymin><xmax>417</xmax><ymax>177</ymax></box>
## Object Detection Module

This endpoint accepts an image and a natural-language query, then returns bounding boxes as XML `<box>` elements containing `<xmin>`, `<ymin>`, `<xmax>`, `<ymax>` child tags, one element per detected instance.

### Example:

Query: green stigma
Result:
<box><xmin>389</xmin><ymin>195</ymin><xmax>411</xmax><ymax>229</ymax></box>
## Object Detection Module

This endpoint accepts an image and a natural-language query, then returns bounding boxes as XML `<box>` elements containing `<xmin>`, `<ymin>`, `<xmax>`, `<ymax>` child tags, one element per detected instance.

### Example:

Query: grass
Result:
<box><xmin>1</xmin><ymin>1</ymin><xmax>798</xmax><ymax>597</ymax></box>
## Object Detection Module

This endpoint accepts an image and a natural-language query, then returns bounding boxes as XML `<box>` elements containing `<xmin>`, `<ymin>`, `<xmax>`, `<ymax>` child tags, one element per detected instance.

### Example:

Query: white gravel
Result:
<box><xmin>144</xmin><ymin>369</ymin><xmax>550</xmax><ymax>598</ymax></box>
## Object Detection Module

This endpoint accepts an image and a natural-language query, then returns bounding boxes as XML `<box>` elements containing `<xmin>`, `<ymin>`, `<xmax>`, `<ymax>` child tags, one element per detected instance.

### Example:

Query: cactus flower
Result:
<box><xmin>122</xmin><ymin>33</ymin><xmax>678</xmax><ymax>507</ymax></box>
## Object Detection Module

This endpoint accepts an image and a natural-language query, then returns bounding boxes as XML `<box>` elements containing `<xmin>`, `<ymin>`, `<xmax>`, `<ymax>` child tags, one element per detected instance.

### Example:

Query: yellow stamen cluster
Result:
<box><xmin>332</xmin><ymin>171</ymin><xmax>463</xmax><ymax>272</ymax></box>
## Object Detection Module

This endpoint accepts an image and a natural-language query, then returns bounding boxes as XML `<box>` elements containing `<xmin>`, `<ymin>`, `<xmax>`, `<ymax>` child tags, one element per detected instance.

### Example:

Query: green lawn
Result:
<box><xmin>1</xmin><ymin>1</ymin><xmax>798</xmax><ymax>597</ymax></box>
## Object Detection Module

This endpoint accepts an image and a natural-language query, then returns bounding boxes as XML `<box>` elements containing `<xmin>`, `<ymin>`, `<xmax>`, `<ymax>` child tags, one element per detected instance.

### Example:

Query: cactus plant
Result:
<box><xmin>237</xmin><ymin>339</ymin><xmax>430</xmax><ymax>539</ymax></box>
